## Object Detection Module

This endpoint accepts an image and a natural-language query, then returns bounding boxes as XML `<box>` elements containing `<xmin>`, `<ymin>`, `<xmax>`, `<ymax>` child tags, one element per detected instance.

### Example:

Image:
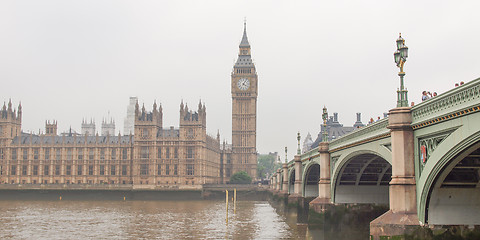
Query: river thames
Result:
<box><xmin>0</xmin><ymin>200</ymin><xmax>319</xmax><ymax>239</ymax></box>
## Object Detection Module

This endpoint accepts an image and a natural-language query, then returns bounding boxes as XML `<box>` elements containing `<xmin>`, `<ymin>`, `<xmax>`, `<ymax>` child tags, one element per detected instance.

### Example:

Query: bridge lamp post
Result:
<box><xmin>322</xmin><ymin>106</ymin><xmax>328</xmax><ymax>142</ymax></box>
<box><xmin>394</xmin><ymin>33</ymin><xmax>409</xmax><ymax>108</ymax></box>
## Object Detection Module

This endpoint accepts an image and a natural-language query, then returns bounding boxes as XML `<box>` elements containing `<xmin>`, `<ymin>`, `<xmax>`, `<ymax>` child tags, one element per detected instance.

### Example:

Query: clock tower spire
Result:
<box><xmin>230</xmin><ymin>21</ymin><xmax>258</xmax><ymax>180</ymax></box>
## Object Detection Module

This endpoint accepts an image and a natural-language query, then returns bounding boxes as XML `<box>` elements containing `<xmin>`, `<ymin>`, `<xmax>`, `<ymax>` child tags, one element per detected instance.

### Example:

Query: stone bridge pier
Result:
<box><xmin>309</xmin><ymin>142</ymin><xmax>331</xmax><ymax>211</ymax></box>
<box><xmin>288</xmin><ymin>153</ymin><xmax>304</xmax><ymax>205</ymax></box>
<box><xmin>370</xmin><ymin>107</ymin><xmax>420</xmax><ymax>239</ymax></box>
<box><xmin>269</xmin><ymin>76</ymin><xmax>480</xmax><ymax>239</ymax></box>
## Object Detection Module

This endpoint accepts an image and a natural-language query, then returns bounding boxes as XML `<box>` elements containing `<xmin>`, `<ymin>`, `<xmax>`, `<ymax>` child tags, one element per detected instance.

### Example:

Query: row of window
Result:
<box><xmin>4</xmin><ymin>148</ymin><xmax>130</xmax><ymax>161</ymax></box>
<box><xmin>1</xmin><ymin>147</ymin><xmax>196</xmax><ymax>161</ymax></box>
<box><xmin>141</xmin><ymin>147</ymin><xmax>195</xmax><ymax>159</ymax></box>
<box><xmin>3</xmin><ymin>165</ymin><xmax>128</xmax><ymax>176</ymax></box>
<box><xmin>236</xmin><ymin>68</ymin><xmax>252</xmax><ymax>74</ymax></box>
<box><xmin>6</xmin><ymin>180</ymin><xmax>195</xmax><ymax>185</ymax></box>
<box><xmin>139</xmin><ymin>164</ymin><xmax>194</xmax><ymax>176</ymax></box>
<box><xmin>0</xmin><ymin>164</ymin><xmax>194</xmax><ymax>176</ymax></box>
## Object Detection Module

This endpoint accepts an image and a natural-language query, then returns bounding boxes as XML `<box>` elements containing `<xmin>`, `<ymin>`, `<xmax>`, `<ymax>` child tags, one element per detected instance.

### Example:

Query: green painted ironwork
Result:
<box><xmin>282</xmin><ymin>76</ymin><xmax>480</xmax><ymax>225</ymax></box>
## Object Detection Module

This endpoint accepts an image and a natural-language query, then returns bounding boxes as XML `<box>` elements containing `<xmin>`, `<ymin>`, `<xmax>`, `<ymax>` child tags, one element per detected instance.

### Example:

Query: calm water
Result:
<box><xmin>0</xmin><ymin>200</ymin><xmax>315</xmax><ymax>240</ymax></box>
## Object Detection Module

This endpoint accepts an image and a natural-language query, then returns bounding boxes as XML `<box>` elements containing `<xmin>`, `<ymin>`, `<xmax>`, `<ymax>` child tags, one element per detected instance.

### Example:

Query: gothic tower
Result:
<box><xmin>231</xmin><ymin>22</ymin><xmax>257</xmax><ymax>179</ymax></box>
<box><xmin>0</xmin><ymin>100</ymin><xmax>22</xmax><ymax>146</ymax></box>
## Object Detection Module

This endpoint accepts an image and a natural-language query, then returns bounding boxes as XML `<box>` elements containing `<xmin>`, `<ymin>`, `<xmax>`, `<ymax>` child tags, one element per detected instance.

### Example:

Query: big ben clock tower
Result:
<box><xmin>231</xmin><ymin>22</ymin><xmax>257</xmax><ymax>179</ymax></box>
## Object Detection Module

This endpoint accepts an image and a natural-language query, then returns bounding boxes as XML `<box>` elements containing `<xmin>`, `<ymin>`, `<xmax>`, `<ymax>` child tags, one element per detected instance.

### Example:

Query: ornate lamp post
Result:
<box><xmin>322</xmin><ymin>106</ymin><xmax>328</xmax><ymax>142</ymax></box>
<box><xmin>394</xmin><ymin>33</ymin><xmax>409</xmax><ymax>107</ymax></box>
<box><xmin>297</xmin><ymin>132</ymin><xmax>301</xmax><ymax>155</ymax></box>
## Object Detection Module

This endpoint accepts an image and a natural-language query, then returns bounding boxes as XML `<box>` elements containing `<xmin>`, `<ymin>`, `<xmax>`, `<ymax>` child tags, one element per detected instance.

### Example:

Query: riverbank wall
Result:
<box><xmin>0</xmin><ymin>184</ymin><xmax>269</xmax><ymax>201</ymax></box>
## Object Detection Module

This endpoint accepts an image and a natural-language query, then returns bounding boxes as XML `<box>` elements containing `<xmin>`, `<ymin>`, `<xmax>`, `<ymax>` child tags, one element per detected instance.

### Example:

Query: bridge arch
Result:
<box><xmin>419</xmin><ymin>129</ymin><xmax>480</xmax><ymax>225</ymax></box>
<box><xmin>287</xmin><ymin>167</ymin><xmax>295</xmax><ymax>194</ymax></box>
<box><xmin>332</xmin><ymin>150</ymin><xmax>391</xmax><ymax>204</ymax></box>
<box><xmin>302</xmin><ymin>161</ymin><xmax>320</xmax><ymax>197</ymax></box>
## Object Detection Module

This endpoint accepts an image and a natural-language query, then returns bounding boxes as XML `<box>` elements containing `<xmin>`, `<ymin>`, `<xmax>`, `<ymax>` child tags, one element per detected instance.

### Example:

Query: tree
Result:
<box><xmin>229</xmin><ymin>171</ymin><xmax>252</xmax><ymax>184</ymax></box>
<box><xmin>257</xmin><ymin>154</ymin><xmax>281</xmax><ymax>179</ymax></box>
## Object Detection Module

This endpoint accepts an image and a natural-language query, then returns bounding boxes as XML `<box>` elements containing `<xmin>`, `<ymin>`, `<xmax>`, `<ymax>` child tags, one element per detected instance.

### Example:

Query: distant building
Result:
<box><xmin>101</xmin><ymin>119</ymin><xmax>115</xmax><ymax>136</ymax></box>
<box><xmin>0</xmin><ymin>24</ymin><xmax>257</xmax><ymax>186</ymax></box>
<box><xmin>302</xmin><ymin>133</ymin><xmax>313</xmax><ymax>153</ymax></box>
<box><xmin>0</xmin><ymin>100</ymin><xmax>223</xmax><ymax>186</ymax></box>
<box><xmin>308</xmin><ymin>112</ymin><xmax>365</xmax><ymax>151</ymax></box>
<box><xmin>81</xmin><ymin>119</ymin><xmax>95</xmax><ymax>136</ymax></box>
<box><xmin>124</xmin><ymin>97</ymin><xmax>137</xmax><ymax>135</ymax></box>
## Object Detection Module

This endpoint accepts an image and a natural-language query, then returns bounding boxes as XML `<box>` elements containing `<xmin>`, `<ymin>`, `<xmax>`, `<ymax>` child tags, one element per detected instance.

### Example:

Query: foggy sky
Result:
<box><xmin>1</xmin><ymin>0</ymin><xmax>479</xmax><ymax>160</ymax></box>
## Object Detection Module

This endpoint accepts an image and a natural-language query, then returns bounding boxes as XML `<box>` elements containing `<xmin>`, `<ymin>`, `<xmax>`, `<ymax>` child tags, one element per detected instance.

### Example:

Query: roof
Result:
<box><xmin>235</xmin><ymin>55</ymin><xmax>254</xmax><ymax>68</ymax></box>
<box><xmin>309</xmin><ymin>113</ymin><xmax>362</xmax><ymax>150</ymax></box>
<box><xmin>12</xmin><ymin>132</ymin><xmax>132</xmax><ymax>145</ymax></box>
<box><xmin>239</xmin><ymin>22</ymin><xmax>250</xmax><ymax>47</ymax></box>
<box><xmin>235</xmin><ymin>23</ymin><xmax>254</xmax><ymax>68</ymax></box>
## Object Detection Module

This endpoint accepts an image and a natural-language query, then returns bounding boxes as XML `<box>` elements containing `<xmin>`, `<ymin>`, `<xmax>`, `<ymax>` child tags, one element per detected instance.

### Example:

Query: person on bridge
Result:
<box><xmin>422</xmin><ymin>91</ymin><xmax>430</xmax><ymax>101</ymax></box>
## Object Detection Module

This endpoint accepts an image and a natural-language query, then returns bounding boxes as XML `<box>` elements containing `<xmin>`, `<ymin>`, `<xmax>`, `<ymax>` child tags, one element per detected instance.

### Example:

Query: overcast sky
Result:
<box><xmin>1</xmin><ymin>0</ymin><xmax>479</xmax><ymax>160</ymax></box>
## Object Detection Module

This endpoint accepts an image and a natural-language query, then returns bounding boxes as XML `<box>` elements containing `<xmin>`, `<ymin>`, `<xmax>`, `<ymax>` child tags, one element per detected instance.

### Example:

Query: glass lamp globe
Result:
<box><xmin>394</xmin><ymin>50</ymin><xmax>401</xmax><ymax>65</ymax></box>
<box><xmin>396</xmin><ymin>39</ymin><xmax>403</xmax><ymax>50</ymax></box>
<box><xmin>400</xmin><ymin>45</ymin><xmax>408</xmax><ymax>59</ymax></box>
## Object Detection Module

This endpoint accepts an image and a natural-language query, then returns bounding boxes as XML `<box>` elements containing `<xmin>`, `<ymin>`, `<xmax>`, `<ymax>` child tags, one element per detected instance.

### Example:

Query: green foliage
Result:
<box><xmin>257</xmin><ymin>154</ymin><xmax>281</xmax><ymax>178</ymax></box>
<box><xmin>229</xmin><ymin>171</ymin><xmax>252</xmax><ymax>184</ymax></box>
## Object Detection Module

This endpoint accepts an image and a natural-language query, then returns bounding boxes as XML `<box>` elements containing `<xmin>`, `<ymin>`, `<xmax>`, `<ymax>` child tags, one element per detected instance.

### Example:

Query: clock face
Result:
<box><xmin>237</xmin><ymin>78</ymin><xmax>250</xmax><ymax>91</ymax></box>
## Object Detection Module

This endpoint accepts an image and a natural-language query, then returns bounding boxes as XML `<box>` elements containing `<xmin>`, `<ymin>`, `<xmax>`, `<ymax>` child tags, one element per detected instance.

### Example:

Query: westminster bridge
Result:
<box><xmin>270</xmin><ymin>77</ymin><xmax>480</xmax><ymax>238</ymax></box>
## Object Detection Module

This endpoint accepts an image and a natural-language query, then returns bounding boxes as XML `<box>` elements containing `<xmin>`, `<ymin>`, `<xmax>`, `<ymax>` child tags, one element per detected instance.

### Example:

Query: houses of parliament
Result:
<box><xmin>0</xmin><ymin>24</ymin><xmax>258</xmax><ymax>187</ymax></box>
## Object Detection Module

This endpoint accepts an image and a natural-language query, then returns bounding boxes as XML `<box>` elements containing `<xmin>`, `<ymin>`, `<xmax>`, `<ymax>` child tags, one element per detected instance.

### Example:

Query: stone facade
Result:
<box><xmin>0</xmin><ymin>100</ymin><xmax>223</xmax><ymax>186</ymax></box>
<box><xmin>101</xmin><ymin>119</ymin><xmax>115</xmax><ymax>136</ymax></box>
<box><xmin>0</xmin><ymin>25</ymin><xmax>257</xmax><ymax>186</ymax></box>
<box><xmin>81</xmin><ymin>119</ymin><xmax>95</xmax><ymax>136</ymax></box>
<box><xmin>229</xmin><ymin>23</ymin><xmax>258</xmax><ymax>179</ymax></box>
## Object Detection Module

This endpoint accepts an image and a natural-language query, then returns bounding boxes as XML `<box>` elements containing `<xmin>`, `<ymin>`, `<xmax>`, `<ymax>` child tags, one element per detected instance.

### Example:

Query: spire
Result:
<box><xmin>7</xmin><ymin>99</ymin><xmax>12</xmax><ymax>112</ymax></box>
<box><xmin>135</xmin><ymin>100</ymin><xmax>139</xmax><ymax>115</ymax></box>
<box><xmin>235</xmin><ymin>20</ymin><xmax>254</xmax><ymax>69</ymax></box>
<box><xmin>240</xmin><ymin>20</ymin><xmax>250</xmax><ymax>48</ymax></box>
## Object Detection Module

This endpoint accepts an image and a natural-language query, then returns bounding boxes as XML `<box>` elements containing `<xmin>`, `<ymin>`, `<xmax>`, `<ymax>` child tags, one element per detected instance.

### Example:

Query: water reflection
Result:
<box><xmin>0</xmin><ymin>200</ymin><xmax>310</xmax><ymax>239</ymax></box>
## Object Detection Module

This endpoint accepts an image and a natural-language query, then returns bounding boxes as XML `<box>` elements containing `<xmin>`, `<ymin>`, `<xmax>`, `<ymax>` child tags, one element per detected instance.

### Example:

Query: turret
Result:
<box><xmin>45</xmin><ymin>120</ymin><xmax>57</xmax><ymax>136</ymax></box>
<box><xmin>101</xmin><ymin>118</ymin><xmax>115</xmax><ymax>136</ymax></box>
<box><xmin>179</xmin><ymin>101</ymin><xmax>207</xmax><ymax>140</ymax></box>
<box><xmin>179</xmin><ymin>100</ymin><xmax>206</xmax><ymax>128</ymax></box>
<box><xmin>134</xmin><ymin>100</ymin><xmax>163</xmax><ymax>140</ymax></box>
<box><xmin>0</xmin><ymin>99</ymin><xmax>22</xmax><ymax>144</ymax></box>
<box><xmin>17</xmin><ymin>102</ymin><xmax>22</xmax><ymax>121</ymax></box>
<box><xmin>81</xmin><ymin>118</ymin><xmax>96</xmax><ymax>135</ymax></box>
<box><xmin>135</xmin><ymin>100</ymin><xmax>139</xmax><ymax>116</ymax></box>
